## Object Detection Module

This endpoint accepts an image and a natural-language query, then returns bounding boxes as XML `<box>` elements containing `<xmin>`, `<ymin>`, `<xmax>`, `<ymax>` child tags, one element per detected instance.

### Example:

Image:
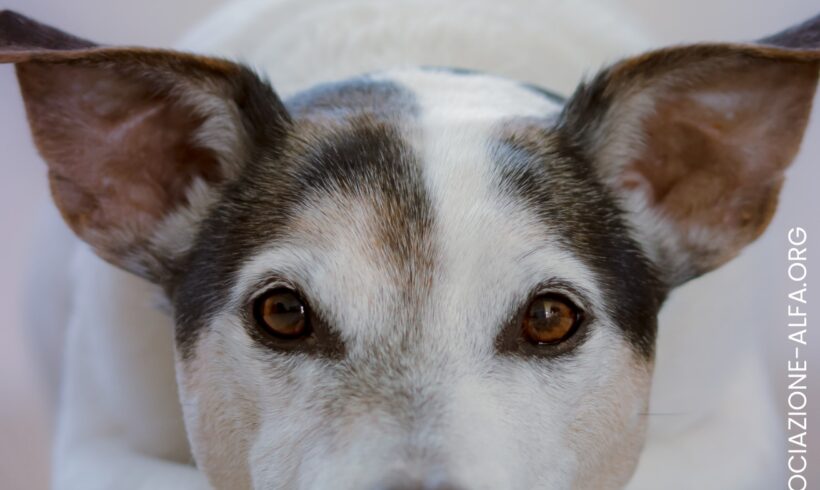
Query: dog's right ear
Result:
<box><xmin>559</xmin><ymin>13</ymin><xmax>820</xmax><ymax>287</ymax></box>
<box><xmin>0</xmin><ymin>11</ymin><xmax>290</xmax><ymax>283</ymax></box>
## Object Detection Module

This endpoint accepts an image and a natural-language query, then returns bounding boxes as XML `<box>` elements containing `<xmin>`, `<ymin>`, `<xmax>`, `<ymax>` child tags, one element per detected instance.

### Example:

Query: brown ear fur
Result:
<box><xmin>1</xmin><ymin>10</ymin><xmax>288</xmax><ymax>281</ymax></box>
<box><xmin>561</xmin><ymin>14</ymin><xmax>820</xmax><ymax>285</ymax></box>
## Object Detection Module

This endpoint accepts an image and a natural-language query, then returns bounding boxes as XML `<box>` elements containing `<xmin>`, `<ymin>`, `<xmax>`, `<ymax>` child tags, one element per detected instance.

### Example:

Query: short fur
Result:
<box><xmin>2</xmin><ymin>3</ymin><xmax>819</xmax><ymax>490</ymax></box>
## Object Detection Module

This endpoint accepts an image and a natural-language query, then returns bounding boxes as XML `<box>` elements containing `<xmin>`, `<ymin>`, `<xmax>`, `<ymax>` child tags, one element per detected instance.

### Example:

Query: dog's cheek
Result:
<box><xmin>566</xmin><ymin>334</ymin><xmax>654</xmax><ymax>489</ymax></box>
<box><xmin>175</xmin><ymin>320</ymin><xmax>261</xmax><ymax>490</ymax></box>
<box><xmin>245</xmin><ymin>364</ymin><xmax>350</xmax><ymax>489</ymax></box>
<box><xmin>488</xmin><ymin>328</ymin><xmax>653</xmax><ymax>489</ymax></box>
<box><xmin>176</xmin><ymin>315</ymin><xmax>343</xmax><ymax>490</ymax></box>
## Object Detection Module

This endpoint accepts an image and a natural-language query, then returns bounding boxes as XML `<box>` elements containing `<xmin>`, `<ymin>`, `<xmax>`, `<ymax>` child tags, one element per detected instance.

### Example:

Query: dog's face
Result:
<box><xmin>2</xmin><ymin>11</ymin><xmax>819</xmax><ymax>490</ymax></box>
<box><xmin>171</xmin><ymin>72</ymin><xmax>662</xmax><ymax>490</ymax></box>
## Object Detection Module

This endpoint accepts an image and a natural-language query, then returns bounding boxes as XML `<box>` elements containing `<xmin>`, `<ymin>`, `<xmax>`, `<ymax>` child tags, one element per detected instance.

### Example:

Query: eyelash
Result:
<box><xmin>246</xmin><ymin>278</ymin><xmax>297</xmax><ymax>302</ymax></box>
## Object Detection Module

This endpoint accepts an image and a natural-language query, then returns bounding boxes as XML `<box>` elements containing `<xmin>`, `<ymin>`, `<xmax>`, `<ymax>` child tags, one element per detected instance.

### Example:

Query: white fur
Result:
<box><xmin>32</xmin><ymin>1</ymin><xmax>783</xmax><ymax>489</ymax></box>
<box><xmin>185</xmin><ymin>171</ymin><xmax>647</xmax><ymax>488</ymax></box>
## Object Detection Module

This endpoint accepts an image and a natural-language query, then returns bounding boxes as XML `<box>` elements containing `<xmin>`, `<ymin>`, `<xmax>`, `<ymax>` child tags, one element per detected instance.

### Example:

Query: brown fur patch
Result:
<box><xmin>560</xmin><ymin>21</ymin><xmax>820</xmax><ymax>283</ymax></box>
<box><xmin>18</xmin><ymin>61</ymin><xmax>223</xmax><ymax>262</ymax></box>
<box><xmin>1</xmin><ymin>11</ymin><xmax>288</xmax><ymax>281</ymax></box>
<box><xmin>626</xmin><ymin>57</ymin><xmax>817</xmax><ymax>270</ymax></box>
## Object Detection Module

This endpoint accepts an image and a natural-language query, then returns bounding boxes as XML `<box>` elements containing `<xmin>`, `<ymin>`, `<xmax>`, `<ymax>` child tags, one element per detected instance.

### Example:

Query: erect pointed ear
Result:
<box><xmin>559</xmin><ymin>14</ymin><xmax>820</xmax><ymax>287</ymax></box>
<box><xmin>0</xmin><ymin>10</ymin><xmax>290</xmax><ymax>283</ymax></box>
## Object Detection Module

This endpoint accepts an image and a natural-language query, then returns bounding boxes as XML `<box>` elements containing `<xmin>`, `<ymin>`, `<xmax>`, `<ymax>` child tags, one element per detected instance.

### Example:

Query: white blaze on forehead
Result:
<box><xmin>227</xmin><ymin>70</ymin><xmax>605</xmax><ymax>353</ymax></box>
<box><xmin>380</xmin><ymin>69</ymin><xmax>563</xmax><ymax>119</ymax></box>
<box><xmin>384</xmin><ymin>70</ymin><xmax>602</xmax><ymax>348</ymax></box>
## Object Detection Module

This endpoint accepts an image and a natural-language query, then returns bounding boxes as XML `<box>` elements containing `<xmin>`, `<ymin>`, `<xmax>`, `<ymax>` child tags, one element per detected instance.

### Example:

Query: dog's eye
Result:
<box><xmin>252</xmin><ymin>288</ymin><xmax>310</xmax><ymax>339</ymax></box>
<box><xmin>522</xmin><ymin>294</ymin><xmax>581</xmax><ymax>345</ymax></box>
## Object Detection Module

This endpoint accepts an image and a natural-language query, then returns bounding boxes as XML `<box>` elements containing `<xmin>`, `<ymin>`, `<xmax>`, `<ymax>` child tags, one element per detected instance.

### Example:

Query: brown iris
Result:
<box><xmin>253</xmin><ymin>288</ymin><xmax>310</xmax><ymax>339</ymax></box>
<box><xmin>522</xmin><ymin>294</ymin><xmax>581</xmax><ymax>345</ymax></box>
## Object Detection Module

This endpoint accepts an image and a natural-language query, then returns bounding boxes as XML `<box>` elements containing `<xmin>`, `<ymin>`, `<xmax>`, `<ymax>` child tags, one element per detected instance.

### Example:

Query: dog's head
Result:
<box><xmin>3</xmin><ymin>10</ymin><xmax>819</xmax><ymax>490</ymax></box>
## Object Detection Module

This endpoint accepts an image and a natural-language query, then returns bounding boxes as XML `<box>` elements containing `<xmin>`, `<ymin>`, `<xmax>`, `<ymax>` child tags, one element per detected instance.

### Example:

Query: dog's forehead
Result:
<box><xmin>173</xmin><ymin>69</ymin><xmax>661</xmax><ymax>358</ymax></box>
<box><xmin>287</xmin><ymin>68</ymin><xmax>564</xmax><ymax>119</ymax></box>
<box><xmin>231</xmin><ymin>179</ymin><xmax>601</xmax><ymax>354</ymax></box>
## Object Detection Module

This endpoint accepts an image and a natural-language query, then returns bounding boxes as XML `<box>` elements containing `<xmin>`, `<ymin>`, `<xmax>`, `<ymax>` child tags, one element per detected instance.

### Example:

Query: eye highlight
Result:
<box><xmin>252</xmin><ymin>288</ymin><xmax>310</xmax><ymax>339</ymax></box>
<box><xmin>522</xmin><ymin>294</ymin><xmax>582</xmax><ymax>345</ymax></box>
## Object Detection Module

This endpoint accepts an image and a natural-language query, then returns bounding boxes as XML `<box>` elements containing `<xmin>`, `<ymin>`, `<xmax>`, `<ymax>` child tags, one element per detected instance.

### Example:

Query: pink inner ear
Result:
<box><xmin>622</xmin><ymin>58</ymin><xmax>817</xmax><ymax>263</ymax></box>
<box><xmin>19</xmin><ymin>61</ymin><xmax>223</xmax><ymax>258</ymax></box>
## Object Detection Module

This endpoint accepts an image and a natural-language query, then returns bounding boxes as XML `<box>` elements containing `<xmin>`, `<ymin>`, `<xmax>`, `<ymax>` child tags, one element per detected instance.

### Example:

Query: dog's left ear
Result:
<box><xmin>0</xmin><ymin>11</ymin><xmax>290</xmax><ymax>283</ymax></box>
<box><xmin>560</xmin><ymin>14</ymin><xmax>820</xmax><ymax>286</ymax></box>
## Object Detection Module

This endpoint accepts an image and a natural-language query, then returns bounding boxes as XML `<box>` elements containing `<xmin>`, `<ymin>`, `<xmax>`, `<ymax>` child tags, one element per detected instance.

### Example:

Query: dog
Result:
<box><xmin>1</xmin><ymin>1</ymin><xmax>818</xmax><ymax>488</ymax></box>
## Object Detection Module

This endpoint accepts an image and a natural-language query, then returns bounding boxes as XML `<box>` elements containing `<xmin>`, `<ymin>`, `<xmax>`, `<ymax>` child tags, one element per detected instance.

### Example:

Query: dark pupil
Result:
<box><xmin>529</xmin><ymin>301</ymin><xmax>568</xmax><ymax>333</ymax></box>
<box><xmin>272</xmin><ymin>295</ymin><xmax>302</xmax><ymax>316</ymax></box>
<box><xmin>264</xmin><ymin>293</ymin><xmax>305</xmax><ymax>334</ymax></box>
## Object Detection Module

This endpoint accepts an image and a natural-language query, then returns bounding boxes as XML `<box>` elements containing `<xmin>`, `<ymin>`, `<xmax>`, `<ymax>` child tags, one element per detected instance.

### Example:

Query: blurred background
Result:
<box><xmin>0</xmin><ymin>1</ymin><xmax>817</xmax><ymax>488</ymax></box>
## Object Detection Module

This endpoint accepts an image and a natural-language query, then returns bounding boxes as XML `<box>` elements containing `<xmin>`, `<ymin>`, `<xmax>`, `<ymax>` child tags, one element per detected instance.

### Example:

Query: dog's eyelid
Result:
<box><xmin>244</xmin><ymin>277</ymin><xmax>303</xmax><ymax>305</ymax></box>
<box><xmin>531</xmin><ymin>280</ymin><xmax>592</xmax><ymax>312</ymax></box>
<box><xmin>496</xmin><ymin>279</ymin><xmax>594</xmax><ymax>357</ymax></box>
<box><xmin>502</xmin><ymin>279</ymin><xmax>594</xmax><ymax>331</ymax></box>
<box><xmin>242</xmin><ymin>276</ymin><xmax>334</xmax><ymax>325</ymax></box>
